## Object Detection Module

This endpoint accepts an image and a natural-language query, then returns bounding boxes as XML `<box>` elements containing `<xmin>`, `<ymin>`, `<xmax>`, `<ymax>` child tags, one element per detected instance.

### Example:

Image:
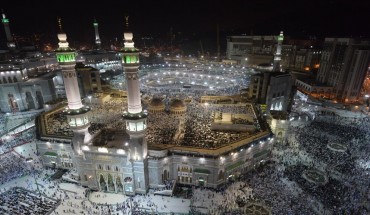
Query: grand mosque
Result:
<box><xmin>34</xmin><ymin>18</ymin><xmax>273</xmax><ymax>195</ymax></box>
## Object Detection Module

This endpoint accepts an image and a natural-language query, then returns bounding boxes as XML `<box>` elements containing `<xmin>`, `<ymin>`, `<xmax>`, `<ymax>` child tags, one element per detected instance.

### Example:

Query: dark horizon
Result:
<box><xmin>1</xmin><ymin>0</ymin><xmax>369</xmax><ymax>51</ymax></box>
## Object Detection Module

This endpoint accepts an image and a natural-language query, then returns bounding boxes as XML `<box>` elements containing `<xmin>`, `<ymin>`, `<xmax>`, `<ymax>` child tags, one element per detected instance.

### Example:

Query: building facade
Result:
<box><xmin>249</xmin><ymin>71</ymin><xmax>292</xmax><ymax>112</ymax></box>
<box><xmin>316</xmin><ymin>38</ymin><xmax>370</xmax><ymax>102</ymax></box>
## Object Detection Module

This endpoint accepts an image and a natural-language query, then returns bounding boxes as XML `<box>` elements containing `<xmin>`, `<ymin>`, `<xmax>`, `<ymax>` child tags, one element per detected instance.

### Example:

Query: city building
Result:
<box><xmin>78</xmin><ymin>50</ymin><xmax>122</xmax><ymax>72</ymax></box>
<box><xmin>248</xmin><ymin>71</ymin><xmax>292</xmax><ymax>112</ymax></box>
<box><xmin>226</xmin><ymin>34</ymin><xmax>277</xmax><ymax>67</ymax></box>
<box><xmin>226</xmin><ymin>33</ymin><xmax>322</xmax><ymax>73</ymax></box>
<box><xmin>226</xmin><ymin>32</ymin><xmax>294</xmax><ymax>69</ymax></box>
<box><xmin>75</xmin><ymin>63</ymin><xmax>102</xmax><ymax>96</ymax></box>
<box><xmin>316</xmin><ymin>38</ymin><xmax>370</xmax><ymax>102</ymax></box>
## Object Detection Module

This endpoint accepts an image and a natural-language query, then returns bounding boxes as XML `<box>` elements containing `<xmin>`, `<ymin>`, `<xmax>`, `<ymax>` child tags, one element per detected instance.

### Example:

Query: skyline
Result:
<box><xmin>0</xmin><ymin>0</ymin><xmax>369</xmax><ymax>41</ymax></box>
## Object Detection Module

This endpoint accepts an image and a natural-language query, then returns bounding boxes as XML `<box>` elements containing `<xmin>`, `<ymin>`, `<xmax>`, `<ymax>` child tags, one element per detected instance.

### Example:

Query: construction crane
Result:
<box><xmin>199</xmin><ymin>40</ymin><xmax>204</xmax><ymax>60</ymax></box>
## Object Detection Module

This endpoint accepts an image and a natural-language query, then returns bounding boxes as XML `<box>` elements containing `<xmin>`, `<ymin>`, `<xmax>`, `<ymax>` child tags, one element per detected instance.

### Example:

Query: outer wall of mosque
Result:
<box><xmin>37</xmin><ymin>130</ymin><xmax>272</xmax><ymax>194</ymax></box>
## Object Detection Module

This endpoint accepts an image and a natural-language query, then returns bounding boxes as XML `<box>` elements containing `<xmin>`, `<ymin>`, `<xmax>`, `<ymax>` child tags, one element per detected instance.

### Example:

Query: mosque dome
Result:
<box><xmin>148</xmin><ymin>97</ymin><xmax>165</xmax><ymax>113</ymax></box>
<box><xmin>169</xmin><ymin>99</ymin><xmax>186</xmax><ymax>114</ymax></box>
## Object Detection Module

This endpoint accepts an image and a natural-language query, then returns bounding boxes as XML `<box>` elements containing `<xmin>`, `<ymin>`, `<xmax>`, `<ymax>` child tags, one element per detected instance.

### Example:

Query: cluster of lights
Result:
<box><xmin>98</xmin><ymin>147</ymin><xmax>108</xmax><ymax>153</ymax></box>
<box><xmin>117</xmin><ymin>149</ymin><xmax>126</xmax><ymax>154</ymax></box>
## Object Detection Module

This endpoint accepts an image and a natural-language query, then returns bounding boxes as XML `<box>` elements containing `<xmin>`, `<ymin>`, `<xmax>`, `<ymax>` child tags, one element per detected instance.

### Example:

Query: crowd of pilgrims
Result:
<box><xmin>0</xmin><ymin>127</ymin><xmax>35</xmax><ymax>154</ymax></box>
<box><xmin>110</xmin><ymin>63</ymin><xmax>249</xmax><ymax>88</ymax></box>
<box><xmin>0</xmin><ymin>187</ymin><xmax>58</xmax><ymax>215</ymax></box>
<box><xmin>145</xmin><ymin>102</ymin><xmax>258</xmax><ymax>148</ymax></box>
<box><xmin>88</xmin><ymin>99</ymin><xmax>127</xmax><ymax>134</ymax></box>
<box><xmin>0</xmin><ymin>152</ymin><xmax>29</xmax><ymax>186</ymax></box>
<box><xmin>187</xmin><ymin>112</ymin><xmax>370</xmax><ymax>214</ymax></box>
<box><xmin>44</xmin><ymin>99</ymin><xmax>127</xmax><ymax>136</ymax></box>
<box><xmin>45</xmin><ymin>112</ymin><xmax>73</xmax><ymax>137</ymax></box>
<box><xmin>285</xmin><ymin>116</ymin><xmax>370</xmax><ymax>214</ymax></box>
<box><xmin>0</xmin><ymin>113</ymin><xmax>5</xmax><ymax>132</ymax></box>
<box><xmin>37</xmin><ymin>83</ymin><xmax>256</xmax><ymax>150</ymax></box>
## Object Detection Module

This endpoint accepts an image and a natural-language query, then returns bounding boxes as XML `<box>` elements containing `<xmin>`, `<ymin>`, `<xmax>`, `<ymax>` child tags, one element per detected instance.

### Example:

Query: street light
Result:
<box><xmin>26</xmin><ymin>158</ymin><xmax>41</xmax><ymax>194</ymax></box>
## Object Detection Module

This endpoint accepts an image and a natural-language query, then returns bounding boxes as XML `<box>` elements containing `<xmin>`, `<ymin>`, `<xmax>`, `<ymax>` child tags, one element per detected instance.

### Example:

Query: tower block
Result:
<box><xmin>120</xmin><ymin>16</ymin><xmax>149</xmax><ymax>194</ymax></box>
<box><xmin>55</xmin><ymin>18</ymin><xmax>91</xmax><ymax>154</ymax></box>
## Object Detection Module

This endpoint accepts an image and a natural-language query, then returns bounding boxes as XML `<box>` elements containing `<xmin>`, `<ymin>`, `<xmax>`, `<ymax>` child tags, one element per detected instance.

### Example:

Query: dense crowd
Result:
<box><xmin>0</xmin><ymin>152</ymin><xmax>29</xmax><ymax>185</ymax></box>
<box><xmin>188</xmin><ymin>97</ymin><xmax>370</xmax><ymax>214</ymax></box>
<box><xmin>0</xmin><ymin>127</ymin><xmax>35</xmax><ymax>154</ymax></box>
<box><xmin>46</xmin><ymin>112</ymin><xmax>72</xmax><ymax>137</ymax></box>
<box><xmin>146</xmin><ymin>102</ymin><xmax>258</xmax><ymax>148</ymax></box>
<box><xmin>0</xmin><ymin>187</ymin><xmax>58</xmax><ymax>215</ymax></box>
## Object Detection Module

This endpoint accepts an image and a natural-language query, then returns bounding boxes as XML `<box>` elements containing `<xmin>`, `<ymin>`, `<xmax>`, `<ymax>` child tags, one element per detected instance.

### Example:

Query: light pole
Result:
<box><xmin>26</xmin><ymin>158</ymin><xmax>41</xmax><ymax>194</ymax></box>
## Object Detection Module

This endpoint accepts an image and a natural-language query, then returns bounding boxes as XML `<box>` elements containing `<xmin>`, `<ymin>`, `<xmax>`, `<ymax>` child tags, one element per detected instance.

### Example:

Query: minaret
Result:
<box><xmin>120</xmin><ymin>16</ymin><xmax>149</xmax><ymax>195</ymax></box>
<box><xmin>273</xmin><ymin>31</ymin><xmax>284</xmax><ymax>72</ymax></box>
<box><xmin>93</xmin><ymin>18</ymin><xmax>101</xmax><ymax>49</ymax></box>
<box><xmin>1</xmin><ymin>10</ymin><xmax>16</xmax><ymax>50</ymax></box>
<box><xmin>55</xmin><ymin>18</ymin><xmax>91</xmax><ymax>154</ymax></box>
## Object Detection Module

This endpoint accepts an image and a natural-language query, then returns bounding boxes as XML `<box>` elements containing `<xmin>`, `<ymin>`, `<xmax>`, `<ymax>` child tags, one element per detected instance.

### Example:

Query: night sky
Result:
<box><xmin>1</xmin><ymin>0</ymin><xmax>369</xmax><ymax>50</ymax></box>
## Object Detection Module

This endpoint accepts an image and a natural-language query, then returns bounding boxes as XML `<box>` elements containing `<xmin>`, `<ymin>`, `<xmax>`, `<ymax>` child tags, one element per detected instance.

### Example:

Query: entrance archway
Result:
<box><xmin>25</xmin><ymin>92</ymin><xmax>36</xmax><ymax>110</ymax></box>
<box><xmin>99</xmin><ymin>175</ymin><xmax>107</xmax><ymax>192</ymax></box>
<box><xmin>8</xmin><ymin>94</ymin><xmax>19</xmax><ymax>112</ymax></box>
<box><xmin>124</xmin><ymin>177</ymin><xmax>133</xmax><ymax>194</ymax></box>
<box><xmin>218</xmin><ymin>170</ymin><xmax>224</xmax><ymax>181</ymax></box>
<box><xmin>198</xmin><ymin>177</ymin><xmax>205</xmax><ymax>186</ymax></box>
<box><xmin>163</xmin><ymin>169</ymin><xmax>169</xmax><ymax>181</ymax></box>
<box><xmin>107</xmin><ymin>174</ymin><xmax>115</xmax><ymax>192</ymax></box>
<box><xmin>116</xmin><ymin>176</ymin><xmax>123</xmax><ymax>192</ymax></box>
<box><xmin>36</xmin><ymin>91</ymin><xmax>44</xmax><ymax>108</ymax></box>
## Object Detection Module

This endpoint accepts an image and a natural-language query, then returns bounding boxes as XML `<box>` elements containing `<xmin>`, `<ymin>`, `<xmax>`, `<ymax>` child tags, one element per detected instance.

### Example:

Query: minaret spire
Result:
<box><xmin>273</xmin><ymin>30</ymin><xmax>284</xmax><ymax>72</ymax></box>
<box><xmin>55</xmin><ymin>20</ymin><xmax>92</xmax><ymax>154</ymax></box>
<box><xmin>55</xmin><ymin>20</ymin><xmax>82</xmax><ymax>110</ymax></box>
<box><xmin>1</xmin><ymin>10</ymin><xmax>16</xmax><ymax>50</ymax></box>
<box><xmin>93</xmin><ymin>18</ymin><xmax>101</xmax><ymax>49</ymax></box>
<box><xmin>120</xmin><ymin>18</ymin><xmax>149</xmax><ymax>195</ymax></box>
<box><xmin>121</xmin><ymin>17</ymin><xmax>141</xmax><ymax>114</ymax></box>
